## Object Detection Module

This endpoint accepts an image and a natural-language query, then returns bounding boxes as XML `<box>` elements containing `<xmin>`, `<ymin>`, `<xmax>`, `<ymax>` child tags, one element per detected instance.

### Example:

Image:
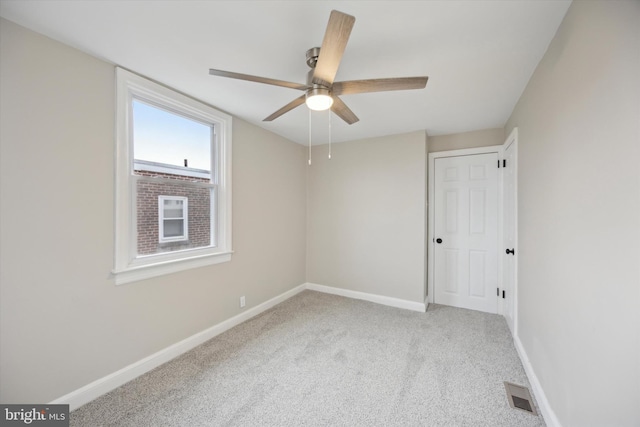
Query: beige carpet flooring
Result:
<box><xmin>70</xmin><ymin>290</ymin><xmax>544</xmax><ymax>426</ymax></box>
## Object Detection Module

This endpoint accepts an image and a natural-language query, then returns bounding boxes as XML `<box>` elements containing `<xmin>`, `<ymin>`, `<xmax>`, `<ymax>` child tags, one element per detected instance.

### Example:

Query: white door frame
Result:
<box><xmin>502</xmin><ymin>128</ymin><xmax>519</xmax><ymax>334</ymax></box>
<box><xmin>427</xmin><ymin>145</ymin><xmax>504</xmax><ymax>311</ymax></box>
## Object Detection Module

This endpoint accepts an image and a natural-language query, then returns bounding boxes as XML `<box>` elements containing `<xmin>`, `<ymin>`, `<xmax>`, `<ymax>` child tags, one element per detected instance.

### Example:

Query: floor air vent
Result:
<box><xmin>504</xmin><ymin>382</ymin><xmax>538</xmax><ymax>415</ymax></box>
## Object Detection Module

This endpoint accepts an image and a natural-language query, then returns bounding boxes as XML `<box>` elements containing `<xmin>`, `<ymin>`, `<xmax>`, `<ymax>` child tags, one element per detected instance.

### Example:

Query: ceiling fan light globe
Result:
<box><xmin>305</xmin><ymin>88</ymin><xmax>333</xmax><ymax>111</ymax></box>
<box><xmin>306</xmin><ymin>95</ymin><xmax>333</xmax><ymax>111</ymax></box>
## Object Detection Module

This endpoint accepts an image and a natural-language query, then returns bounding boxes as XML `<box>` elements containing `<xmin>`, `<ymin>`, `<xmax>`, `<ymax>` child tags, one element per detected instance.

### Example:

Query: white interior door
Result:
<box><xmin>503</xmin><ymin>135</ymin><xmax>518</xmax><ymax>334</ymax></box>
<box><xmin>433</xmin><ymin>153</ymin><xmax>499</xmax><ymax>313</ymax></box>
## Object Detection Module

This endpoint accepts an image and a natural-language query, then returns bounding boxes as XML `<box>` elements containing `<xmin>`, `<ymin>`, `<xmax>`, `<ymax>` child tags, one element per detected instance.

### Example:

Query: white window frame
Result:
<box><xmin>113</xmin><ymin>68</ymin><xmax>232</xmax><ymax>285</ymax></box>
<box><xmin>158</xmin><ymin>196</ymin><xmax>188</xmax><ymax>243</ymax></box>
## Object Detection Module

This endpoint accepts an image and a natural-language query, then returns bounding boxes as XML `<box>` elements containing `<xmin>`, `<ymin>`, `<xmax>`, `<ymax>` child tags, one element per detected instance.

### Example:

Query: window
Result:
<box><xmin>133</xmin><ymin>99</ymin><xmax>214</xmax><ymax>256</ymax></box>
<box><xmin>159</xmin><ymin>196</ymin><xmax>188</xmax><ymax>243</ymax></box>
<box><xmin>114</xmin><ymin>68</ymin><xmax>232</xmax><ymax>285</ymax></box>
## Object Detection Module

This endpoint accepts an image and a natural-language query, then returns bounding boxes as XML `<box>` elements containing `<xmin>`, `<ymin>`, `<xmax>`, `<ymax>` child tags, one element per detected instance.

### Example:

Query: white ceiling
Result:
<box><xmin>0</xmin><ymin>0</ymin><xmax>571</xmax><ymax>145</ymax></box>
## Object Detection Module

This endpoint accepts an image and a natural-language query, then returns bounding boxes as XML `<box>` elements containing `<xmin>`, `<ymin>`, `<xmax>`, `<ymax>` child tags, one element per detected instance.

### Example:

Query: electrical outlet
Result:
<box><xmin>240</xmin><ymin>296</ymin><xmax>245</xmax><ymax>308</ymax></box>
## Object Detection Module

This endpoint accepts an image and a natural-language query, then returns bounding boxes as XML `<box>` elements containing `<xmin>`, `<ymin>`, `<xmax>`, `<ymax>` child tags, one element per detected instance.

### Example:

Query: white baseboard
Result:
<box><xmin>514</xmin><ymin>335</ymin><xmax>562</xmax><ymax>427</ymax></box>
<box><xmin>305</xmin><ymin>282</ymin><xmax>427</xmax><ymax>312</ymax></box>
<box><xmin>51</xmin><ymin>282</ymin><xmax>425</xmax><ymax>411</ymax></box>
<box><xmin>51</xmin><ymin>283</ymin><xmax>307</xmax><ymax>411</ymax></box>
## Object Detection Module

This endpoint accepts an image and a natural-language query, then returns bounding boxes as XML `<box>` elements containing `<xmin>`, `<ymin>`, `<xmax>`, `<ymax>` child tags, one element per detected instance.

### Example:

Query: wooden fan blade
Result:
<box><xmin>331</xmin><ymin>96</ymin><xmax>359</xmax><ymax>125</ymax></box>
<box><xmin>209</xmin><ymin>69</ymin><xmax>308</xmax><ymax>91</ymax></box>
<box><xmin>312</xmin><ymin>11</ymin><xmax>355</xmax><ymax>87</ymax></box>
<box><xmin>263</xmin><ymin>95</ymin><xmax>306</xmax><ymax>121</ymax></box>
<box><xmin>332</xmin><ymin>77</ymin><xmax>428</xmax><ymax>95</ymax></box>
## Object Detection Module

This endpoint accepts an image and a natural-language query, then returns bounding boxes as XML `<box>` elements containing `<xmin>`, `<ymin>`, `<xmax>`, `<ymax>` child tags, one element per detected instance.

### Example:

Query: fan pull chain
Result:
<box><xmin>308</xmin><ymin>109</ymin><xmax>312</xmax><ymax>166</ymax></box>
<box><xmin>328</xmin><ymin>110</ymin><xmax>332</xmax><ymax>160</ymax></box>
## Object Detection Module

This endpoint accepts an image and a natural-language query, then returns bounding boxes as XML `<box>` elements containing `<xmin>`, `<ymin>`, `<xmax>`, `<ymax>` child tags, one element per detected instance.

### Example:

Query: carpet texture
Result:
<box><xmin>70</xmin><ymin>291</ymin><xmax>544</xmax><ymax>426</ymax></box>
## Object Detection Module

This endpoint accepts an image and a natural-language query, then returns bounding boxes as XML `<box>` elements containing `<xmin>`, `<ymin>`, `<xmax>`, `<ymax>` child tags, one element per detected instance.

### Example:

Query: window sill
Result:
<box><xmin>112</xmin><ymin>250</ymin><xmax>232</xmax><ymax>285</ymax></box>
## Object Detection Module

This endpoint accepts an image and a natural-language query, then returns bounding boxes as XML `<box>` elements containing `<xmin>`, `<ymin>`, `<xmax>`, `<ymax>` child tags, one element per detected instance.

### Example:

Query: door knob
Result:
<box><xmin>436</xmin><ymin>238</ymin><xmax>443</xmax><ymax>244</ymax></box>
<box><xmin>506</xmin><ymin>248</ymin><xmax>515</xmax><ymax>255</ymax></box>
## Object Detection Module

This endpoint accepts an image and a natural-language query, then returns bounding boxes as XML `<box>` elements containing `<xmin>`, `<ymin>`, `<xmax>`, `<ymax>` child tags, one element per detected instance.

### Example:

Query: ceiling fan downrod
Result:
<box><xmin>306</xmin><ymin>47</ymin><xmax>321</xmax><ymax>69</ymax></box>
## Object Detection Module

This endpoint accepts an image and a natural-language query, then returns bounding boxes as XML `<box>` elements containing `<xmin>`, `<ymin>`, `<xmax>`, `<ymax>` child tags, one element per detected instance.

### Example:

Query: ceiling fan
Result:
<box><xmin>209</xmin><ymin>10</ymin><xmax>428</xmax><ymax>125</ymax></box>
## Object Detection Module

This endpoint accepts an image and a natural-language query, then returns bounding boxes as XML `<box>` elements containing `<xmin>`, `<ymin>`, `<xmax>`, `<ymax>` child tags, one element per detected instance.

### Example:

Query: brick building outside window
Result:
<box><xmin>134</xmin><ymin>160</ymin><xmax>212</xmax><ymax>256</ymax></box>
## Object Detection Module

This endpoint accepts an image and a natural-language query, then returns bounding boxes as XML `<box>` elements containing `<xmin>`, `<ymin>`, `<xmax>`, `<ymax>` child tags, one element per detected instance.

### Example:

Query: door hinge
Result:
<box><xmin>502</xmin><ymin>290</ymin><xmax>506</xmax><ymax>299</ymax></box>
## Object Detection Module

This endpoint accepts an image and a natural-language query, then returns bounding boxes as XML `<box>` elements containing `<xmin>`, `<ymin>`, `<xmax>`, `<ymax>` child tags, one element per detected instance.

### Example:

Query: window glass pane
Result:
<box><xmin>136</xmin><ymin>181</ymin><xmax>212</xmax><ymax>256</ymax></box>
<box><xmin>163</xmin><ymin>199</ymin><xmax>184</xmax><ymax>219</ymax></box>
<box><xmin>163</xmin><ymin>219</ymin><xmax>184</xmax><ymax>237</ymax></box>
<box><xmin>133</xmin><ymin>100</ymin><xmax>212</xmax><ymax>172</ymax></box>
<box><xmin>164</xmin><ymin>199</ymin><xmax>183</xmax><ymax>207</ymax></box>
<box><xmin>132</xmin><ymin>99</ymin><xmax>214</xmax><ymax>256</ymax></box>
<box><xmin>164</xmin><ymin>208</ymin><xmax>183</xmax><ymax>219</ymax></box>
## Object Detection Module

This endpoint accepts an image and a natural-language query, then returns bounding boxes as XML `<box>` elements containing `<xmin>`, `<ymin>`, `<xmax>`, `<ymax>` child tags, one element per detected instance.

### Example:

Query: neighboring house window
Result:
<box><xmin>114</xmin><ymin>68</ymin><xmax>232</xmax><ymax>285</ymax></box>
<box><xmin>159</xmin><ymin>196</ymin><xmax>188</xmax><ymax>243</ymax></box>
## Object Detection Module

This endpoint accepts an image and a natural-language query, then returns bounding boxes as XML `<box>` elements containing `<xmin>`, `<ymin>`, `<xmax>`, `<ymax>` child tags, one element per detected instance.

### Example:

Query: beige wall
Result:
<box><xmin>307</xmin><ymin>131</ymin><xmax>427</xmax><ymax>303</ymax></box>
<box><xmin>427</xmin><ymin>128</ymin><xmax>504</xmax><ymax>153</ymax></box>
<box><xmin>505</xmin><ymin>1</ymin><xmax>640</xmax><ymax>426</ymax></box>
<box><xmin>0</xmin><ymin>19</ymin><xmax>307</xmax><ymax>403</ymax></box>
